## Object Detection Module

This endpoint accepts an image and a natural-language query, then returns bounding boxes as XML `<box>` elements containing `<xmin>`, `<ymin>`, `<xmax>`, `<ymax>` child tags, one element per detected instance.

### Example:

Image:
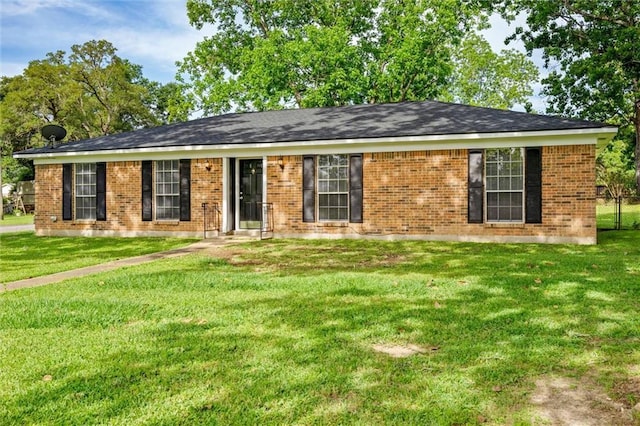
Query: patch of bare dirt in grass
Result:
<box><xmin>372</xmin><ymin>343</ymin><xmax>439</xmax><ymax>358</ymax></box>
<box><xmin>203</xmin><ymin>246</ymin><xmax>246</xmax><ymax>262</ymax></box>
<box><xmin>612</xmin><ymin>376</ymin><xmax>640</xmax><ymax>411</ymax></box>
<box><xmin>203</xmin><ymin>243</ymin><xmax>408</xmax><ymax>272</ymax></box>
<box><xmin>530</xmin><ymin>376</ymin><xmax>637</xmax><ymax>425</ymax></box>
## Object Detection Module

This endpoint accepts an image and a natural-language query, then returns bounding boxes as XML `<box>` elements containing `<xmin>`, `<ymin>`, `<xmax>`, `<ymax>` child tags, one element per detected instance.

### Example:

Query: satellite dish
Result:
<box><xmin>41</xmin><ymin>124</ymin><xmax>67</xmax><ymax>147</ymax></box>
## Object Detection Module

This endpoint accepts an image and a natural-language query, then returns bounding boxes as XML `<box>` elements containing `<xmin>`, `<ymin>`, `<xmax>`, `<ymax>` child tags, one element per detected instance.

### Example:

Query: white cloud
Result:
<box><xmin>1</xmin><ymin>0</ymin><xmax>115</xmax><ymax>19</ymax></box>
<box><xmin>0</xmin><ymin>0</ymin><xmax>215</xmax><ymax>83</ymax></box>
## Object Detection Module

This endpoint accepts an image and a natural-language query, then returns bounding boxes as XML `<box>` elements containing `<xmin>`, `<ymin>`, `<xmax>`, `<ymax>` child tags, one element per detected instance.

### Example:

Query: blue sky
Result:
<box><xmin>1</xmin><ymin>0</ymin><xmax>215</xmax><ymax>84</ymax></box>
<box><xmin>1</xmin><ymin>0</ymin><xmax>544</xmax><ymax>111</ymax></box>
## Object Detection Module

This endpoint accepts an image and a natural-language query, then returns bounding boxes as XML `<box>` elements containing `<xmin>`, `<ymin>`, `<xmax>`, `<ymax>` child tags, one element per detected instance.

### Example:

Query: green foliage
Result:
<box><xmin>1</xmin><ymin>156</ymin><xmax>32</xmax><ymax>183</ymax></box>
<box><xmin>0</xmin><ymin>40</ymin><xmax>188</xmax><ymax>158</ymax></box>
<box><xmin>178</xmin><ymin>0</ymin><xmax>538</xmax><ymax>114</ymax></box>
<box><xmin>441</xmin><ymin>34</ymin><xmax>539</xmax><ymax>110</ymax></box>
<box><xmin>495</xmin><ymin>0</ymin><xmax>640</xmax><ymax>190</ymax></box>
<box><xmin>597</xmin><ymin>139</ymin><xmax>636</xmax><ymax>198</ymax></box>
<box><xmin>1</xmin><ymin>234</ymin><xmax>639</xmax><ymax>424</ymax></box>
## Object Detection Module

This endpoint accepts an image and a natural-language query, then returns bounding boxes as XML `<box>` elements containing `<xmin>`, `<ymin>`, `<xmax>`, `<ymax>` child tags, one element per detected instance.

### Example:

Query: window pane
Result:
<box><xmin>75</xmin><ymin>163</ymin><xmax>96</xmax><ymax>220</ymax></box>
<box><xmin>487</xmin><ymin>192</ymin><xmax>498</xmax><ymax>206</ymax></box>
<box><xmin>485</xmin><ymin>149</ymin><xmax>524</xmax><ymax>222</ymax></box>
<box><xmin>486</xmin><ymin>162</ymin><xmax>498</xmax><ymax>177</ymax></box>
<box><xmin>512</xmin><ymin>177</ymin><xmax>523</xmax><ymax>189</ymax></box>
<box><xmin>499</xmin><ymin>177</ymin><xmax>510</xmax><ymax>190</ymax></box>
<box><xmin>317</xmin><ymin>154</ymin><xmax>349</xmax><ymax>221</ymax></box>
<box><xmin>511</xmin><ymin>207</ymin><xmax>523</xmax><ymax>221</ymax></box>
<box><xmin>511</xmin><ymin>192</ymin><xmax>523</xmax><ymax>206</ymax></box>
<box><xmin>155</xmin><ymin>160</ymin><xmax>180</xmax><ymax>220</ymax></box>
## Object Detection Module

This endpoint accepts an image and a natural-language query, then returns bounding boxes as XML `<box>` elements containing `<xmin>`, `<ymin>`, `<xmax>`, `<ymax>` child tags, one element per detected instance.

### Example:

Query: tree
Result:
<box><xmin>441</xmin><ymin>34</ymin><xmax>539</xmax><ymax>110</ymax></box>
<box><xmin>597</xmin><ymin>138</ymin><xmax>635</xmax><ymax>199</ymax></box>
<box><xmin>178</xmin><ymin>0</ymin><xmax>537</xmax><ymax>115</ymax></box>
<box><xmin>1</xmin><ymin>40</ymin><xmax>186</xmax><ymax>182</ymax></box>
<box><xmin>494</xmin><ymin>0</ymin><xmax>640</xmax><ymax>192</ymax></box>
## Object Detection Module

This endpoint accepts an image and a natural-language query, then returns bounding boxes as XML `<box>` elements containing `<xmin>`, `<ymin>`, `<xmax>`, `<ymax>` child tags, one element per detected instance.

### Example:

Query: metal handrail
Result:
<box><xmin>201</xmin><ymin>202</ymin><xmax>221</xmax><ymax>238</ymax></box>
<box><xmin>257</xmin><ymin>202</ymin><xmax>273</xmax><ymax>240</ymax></box>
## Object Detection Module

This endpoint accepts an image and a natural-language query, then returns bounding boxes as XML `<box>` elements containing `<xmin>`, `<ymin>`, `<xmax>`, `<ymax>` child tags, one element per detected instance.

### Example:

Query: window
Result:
<box><xmin>302</xmin><ymin>154</ymin><xmax>362</xmax><ymax>223</ymax></box>
<box><xmin>318</xmin><ymin>154</ymin><xmax>349</xmax><ymax>221</ymax></box>
<box><xmin>63</xmin><ymin>163</ymin><xmax>105</xmax><ymax>221</ymax></box>
<box><xmin>141</xmin><ymin>159</ymin><xmax>190</xmax><ymax>222</ymax></box>
<box><xmin>155</xmin><ymin>160</ymin><xmax>180</xmax><ymax>220</ymax></box>
<box><xmin>485</xmin><ymin>148</ymin><xmax>524</xmax><ymax>222</ymax></box>
<box><xmin>75</xmin><ymin>163</ymin><xmax>97</xmax><ymax>220</ymax></box>
<box><xmin>468</xmin><ymin>147</ymin><xmax>541</xmax><ymax>224</ymax></box>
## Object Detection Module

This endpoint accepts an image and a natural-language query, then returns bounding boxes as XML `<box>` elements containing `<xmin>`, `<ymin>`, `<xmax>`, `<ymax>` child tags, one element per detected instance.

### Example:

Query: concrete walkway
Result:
<box><xmin>1</xmin><ymin>239</ymin><xmax>232</xmax><ymax>292</ymax></box>
<box><xmin>0</xmin><ymin>224</ymin><xmax>35</xmax><ymax>233</ymax></box>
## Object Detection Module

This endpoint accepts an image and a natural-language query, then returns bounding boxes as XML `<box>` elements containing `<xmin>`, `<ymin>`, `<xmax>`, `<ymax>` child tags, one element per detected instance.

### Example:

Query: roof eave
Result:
<box><xmin>15</xmin><ymin>126</ymin><xmax>619</xmax><ymax>163</ymax></box>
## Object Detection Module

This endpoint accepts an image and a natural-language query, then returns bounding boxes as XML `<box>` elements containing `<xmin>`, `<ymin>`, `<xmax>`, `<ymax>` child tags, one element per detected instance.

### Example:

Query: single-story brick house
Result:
<box><xmin>15</xmin><ymin>101</ymin><xmax>617</xmax><ymax>244</ymax></box>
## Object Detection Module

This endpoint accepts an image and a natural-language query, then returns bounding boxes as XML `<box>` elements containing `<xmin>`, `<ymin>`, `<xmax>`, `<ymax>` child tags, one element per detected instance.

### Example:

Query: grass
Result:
<box><xmin>597</xmin><ymin>202</ymin><xmax>640</xmax><ymax>229</ymax></box>
<box><xmin>0</xmin><ymin>234</ymin><xmax>197</xmax><ymax>283</ymax></box>
<box><xmin>0</xmin><ymin>213</ymin><xmax>34</xmax><ymax>226</ymax></box>
<box><xmin>1</xmin><ymin>232</ymin><xmax>638</xmax><ymax>425</ymax></box>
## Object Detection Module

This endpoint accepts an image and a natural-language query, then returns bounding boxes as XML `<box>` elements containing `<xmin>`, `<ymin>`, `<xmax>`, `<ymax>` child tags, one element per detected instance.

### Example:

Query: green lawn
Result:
<box><xmin>1</xmin><ymin>233</ymin><xmax>638</xmax><ymax>425</ymax></box>
<box><xmin>597</xmin><ymin>202</ymin><xmax>640</xmax><ymax>229</ymax></box>
<box><xmin>0</xmin><ymin>234</ymin><xmax>197</xmax><ymax>283</ymax></box>
<box><xmin>0</xmin><ymin>213</ymin><xmax>34</xmax><ymax>226</ymax></box>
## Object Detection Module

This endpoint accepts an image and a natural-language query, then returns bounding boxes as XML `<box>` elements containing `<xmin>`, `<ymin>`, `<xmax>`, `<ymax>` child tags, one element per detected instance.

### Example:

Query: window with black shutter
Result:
<box><xmin>141</xmin><ymin>160</ymin><xmax>191</xmax><ymax>221</ymax></box>
<box><xmin>468</xmin><ymin>147</ymin><xmax>543</xmax><ymax>224</ymax></box>
<box><xmin>468</xmin><ymin>150</ymin><xmax>484</xmax><ymax>223</ymax></box>
<box><xmin>349</xmin><ymin>154</ymin><xmax>363</xmax><ymax>223</ymax></box>
<box><xmin>62</xmin><ymin>164</ymin><xmax>73</xmax><ymax>220</ymax></box>
<box><xmin>96</xmin><ymin>162</ymin><xmax>106</xmax><ymax>221</ymax></box>
<box><xmin>179</xmin><ymin>159</ymin><xmax>191</xmax><ymax>221</ymax></box>
<box><xmin>141</xmin><ymin>161</ymin><xmax>153</xmax><ymax>221</ymax></box>
<box><xmin>525</xmin><ymin>147</ymin><xmax>542</xmax><ymax>223</ymax></box>
<box><xmin>302</xmin><ymin>156</ymin><xmax>315</xmax><ymax>222</ymax></box>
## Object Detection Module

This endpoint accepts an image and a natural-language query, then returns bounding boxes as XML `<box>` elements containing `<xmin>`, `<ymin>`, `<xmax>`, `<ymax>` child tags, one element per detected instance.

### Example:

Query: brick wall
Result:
<box><xmin>34</xmin><ymin>159</ymin><xmax>222</xmax><ymax>237</ymax></box>
<box><xmin>266</xmin><ymin>145</ymin><xmax>596</xmax><ymax>243</ymax></box>
<box><xmin>34</xmin><ymin>144</ymin><xmax>596</xmax><ymax>243</ymax></box>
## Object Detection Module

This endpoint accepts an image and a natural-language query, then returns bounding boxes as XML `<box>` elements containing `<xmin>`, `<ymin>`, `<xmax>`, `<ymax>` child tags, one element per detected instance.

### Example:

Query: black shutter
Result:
<box><xmin>179</xmin><ymin>159</ymin><xmax>191</xmax><ymax>221</ymax></box>
<box><xmin>96</xmin><ymin>162</ymin><xmax>107</xmax><ymax>221</ymax></box>
<box><xmin>62</xmin><ymin>164</ymin><xmax>72</xmax><ymax>220</ymax></box>
<box><xmin>525</xmin><ymin>147</ymin><xmax>542</xmax><ymax>223</ymax></box>
<box><xmin>468</xmin><ymin>150</ymin><xmax>484</xmax><ymax>223</ymax></box>
<box><xmin>302</xmin><ymin>156</ymin><xmax>315</xmax><ymax>222</ymax></box>
<box><xmin>349</xmin><ymin>154</ymin><xmax>363</xmax><ymax>223</ymax></box>
<box><xmin>141</xmin><ymin>161</ymin><xmax>153</xmax><ymax>221</ymax></box>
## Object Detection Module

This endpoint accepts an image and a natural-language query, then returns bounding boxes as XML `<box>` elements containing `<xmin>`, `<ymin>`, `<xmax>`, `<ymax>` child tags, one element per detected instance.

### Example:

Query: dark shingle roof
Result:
<box><xmin>18</xmin><ymin>100</ymin><xmax>612</xmax><ymax>155</ymax></box>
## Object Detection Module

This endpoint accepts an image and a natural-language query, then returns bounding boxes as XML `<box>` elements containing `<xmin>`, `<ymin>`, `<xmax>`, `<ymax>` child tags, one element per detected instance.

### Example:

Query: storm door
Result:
<box><xmin>239</xmin><ymin>159</ymin><xmax>263</xmax><ymax>229</ymax></box>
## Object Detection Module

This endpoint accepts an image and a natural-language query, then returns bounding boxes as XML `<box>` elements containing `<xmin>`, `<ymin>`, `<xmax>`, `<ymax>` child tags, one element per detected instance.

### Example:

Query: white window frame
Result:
<box><xmin>154</xmin><ymin>160</ymin><xmax>180</xmax><ymax>221</ymax></box>
<box><xmin>485</xmin><ymin>147</ymin><xmax>525</xmax><ymax>223</ymax></box>
<box><xmin>74</xmin><ymin>163</ymin><xmax>96</xmax><ymax>220</ymax></box>
<box><xmin>317</xmin><ymin>154</ymin><xmax>349</xmax><ymax>221</ymax></box>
